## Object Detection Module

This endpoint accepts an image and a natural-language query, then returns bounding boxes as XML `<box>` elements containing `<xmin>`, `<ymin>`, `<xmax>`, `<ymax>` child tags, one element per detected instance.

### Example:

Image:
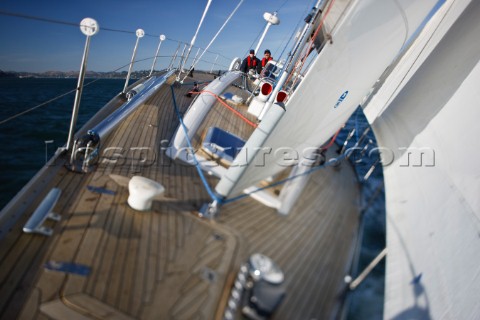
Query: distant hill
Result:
<box><xmin>0</xmin><ymin>69</ymin><xmax>223</xmax><ymax>79</ymax></box>
<box><xmin>0</xmin><ymin>70</ymin><xmax>163</xmax><ymax>79</ymax></box>
<box><xmin>0</xmin><ymin>70</ymin><xmax>17</xmax><ymax>78</ymax></box>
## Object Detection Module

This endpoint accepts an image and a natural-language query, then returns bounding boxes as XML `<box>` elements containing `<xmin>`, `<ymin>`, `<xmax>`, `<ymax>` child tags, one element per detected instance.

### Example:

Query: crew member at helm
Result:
<box><xmin>240</xmin><ymin>49</ymin><xmax>261</xmax><ymax>74</ymax></box>
<box><xmin>261</xmin><ymin>49</ymin><xmax>273</xmax><ymax>68</ymax></box>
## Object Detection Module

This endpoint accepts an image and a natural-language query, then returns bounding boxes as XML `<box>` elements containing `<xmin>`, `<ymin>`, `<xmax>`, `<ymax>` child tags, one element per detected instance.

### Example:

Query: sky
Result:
<box><xmin>0</xmin><ymin>0</ymin><xmax>317</xmax><ymax>72</ymax></box>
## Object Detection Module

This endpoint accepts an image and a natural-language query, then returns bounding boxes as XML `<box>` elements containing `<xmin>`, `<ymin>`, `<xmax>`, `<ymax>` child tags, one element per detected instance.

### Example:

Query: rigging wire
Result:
<box><xmin>0</xmin><ymin>10</ymin><xmax>78</xmax><ymax>27</ymax></box>
<box><xmin>169</xmin><ymin>85</ymin><xmax>221</xmax><ymax>203</ymax></box>
<box><xmin>0</xmin><ymin>89</ymin><xmax>77</xmax><ymax>125</ymax></box>
<box><xmin>181</xmin><ymin>0</ymin><xmax>245</xmax><ymax>82</ymax></box>
<box><xmin>0</xmin><ymin>9</ymin><xmax>229</xmax><ymax>60</ymax></box>
<box><xmin>0</xmin><ymin>8</ymin><xmax>230</xmax><ymax>124</ymax></box>
<box><xmin>0</xmin><ymin>56</ymin><xmax>156</xmax><ymax>125</ymax></box>
<box><xmin>0</xmin><ymin>51</ymin><xmax>232</xmax><ymax>126</ymax></box>
<box><xmin>247</xmin><ymin>0</ymin><xmax>307</xmax><ymax>60</ymax></box>
<box><xmin>245</xmin><ymin>0</ymin><xmax>291</xmax><ymax>60</ymax></box>
<box><xmin>245</xmin><ymin>27</ymin><xmax>266</xmax><ymax>57</ymax></box>
<box><xmin>271</xmin><ymin>0</ymin><xmax>320</xmax><ymax>88</ymax></box>
<box><xmin>0</xmin><ymin>9</ymin><xmax>143</xmax><ymax>37</ymax></box>
<box><xmin>285</xmin><ymin>0</ymin><xmax>335</xmax><ymax>87</ymax></box>
<box><xmin>0</xmin><ymin>58</ymin><xmax>135</xmax><ymax>125</ymax></box>
<box><xmin>222</xmin><ymin>152</ymin><xmax>347</xmax><ymax>204</ymax></box>
<box><xmin>259</xmin><ymin>1</ymin><xmax>315</xmax><ymax>99</ymax></box>
<box><xmin>276</xmin><ymin>0</ymin><xmax>291</xmax><ymax>12</ymax></box>
<box><xmin>168</xmin><ymin>82</ymin><xmax>345</xmax><ymax>205</ymax></box>
<box><xmin>180</xmin><ymin>0</ymin><xmax>213</xmax><ymax>73</ymax></box>
<box><xmin>0</xmin><ymin>0</ymin><xmax>346</xmax><ymax>202</ymax></box>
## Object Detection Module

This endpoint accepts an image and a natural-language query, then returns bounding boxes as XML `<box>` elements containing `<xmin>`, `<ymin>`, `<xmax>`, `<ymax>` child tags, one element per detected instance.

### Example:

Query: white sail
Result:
<box><xmin>366</xmin><ymin>0</ymin><xmax>480</xmax><ymax>317</ymax></box>
<box><xmin>216</xmin><ymin>0</ymin><xmax>440</xmax><ymax>198</ymax></box>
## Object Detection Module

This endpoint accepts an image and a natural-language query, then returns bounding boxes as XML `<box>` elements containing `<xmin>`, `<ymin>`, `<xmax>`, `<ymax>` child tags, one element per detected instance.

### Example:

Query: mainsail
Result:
<box><xmin>365</xmin><ymin>0</ymin><xmax>480</xmax><ymax>317</ymax></box>
<box><xmin>215</xmin><ymin>0</ymin><xmax>440</xmax><ymax>198</ymax></box>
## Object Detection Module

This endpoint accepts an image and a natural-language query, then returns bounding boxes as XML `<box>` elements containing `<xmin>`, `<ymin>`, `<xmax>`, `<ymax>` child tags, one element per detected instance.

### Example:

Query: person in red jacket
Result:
<box><xmin>260</xmin><ymin>49</ymin><xmax>275</xmax><ymax>78</ymax></box>
<box><xmin>261</xmin><ymin>49</ymin><xmax>273</xmax><ymax>68</ymax></box>
<box><xmin>240</xmin><ymin>49</ymin><xmax>261</xmax><ymax>74</ymax></box>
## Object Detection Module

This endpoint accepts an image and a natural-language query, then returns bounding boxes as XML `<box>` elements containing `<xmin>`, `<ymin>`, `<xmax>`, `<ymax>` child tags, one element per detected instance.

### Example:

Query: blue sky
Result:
<box><xmin>0</xmin><ymin>0</ymin><xmax>316</xmax><ymax>72</ymax></box>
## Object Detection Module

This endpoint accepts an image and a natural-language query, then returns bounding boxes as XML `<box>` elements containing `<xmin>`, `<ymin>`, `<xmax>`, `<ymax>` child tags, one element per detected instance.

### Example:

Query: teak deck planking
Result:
<box><xmin>0</xmin><ymin>72</ymin><xmax>360</xmax><ymax>320</ymax></box>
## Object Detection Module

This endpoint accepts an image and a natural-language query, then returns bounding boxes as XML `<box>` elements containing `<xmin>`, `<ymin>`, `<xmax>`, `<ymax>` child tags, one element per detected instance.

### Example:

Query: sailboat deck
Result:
<box><xmin>0</xmin><ymin>72</ymin><xmax>360</xmax><ymax>320</ymax></box>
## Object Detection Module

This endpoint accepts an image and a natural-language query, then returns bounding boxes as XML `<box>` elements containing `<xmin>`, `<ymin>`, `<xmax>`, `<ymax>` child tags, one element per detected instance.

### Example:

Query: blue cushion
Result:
<box><xmin>222</xmin><ymin>92</ymin><xmax>234</xmax><ymax>100</ymax></box>
<box><xmin>202</xmin><ymin>127</ymin><xmax>245</xmax><ymax>164</ymax></box>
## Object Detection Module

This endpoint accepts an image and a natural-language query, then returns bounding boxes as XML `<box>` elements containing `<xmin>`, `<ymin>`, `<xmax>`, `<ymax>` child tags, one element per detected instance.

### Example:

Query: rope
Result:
<box><xmin>223</xmin><ymin>153</ymin><xmax>346</xmax><ymax>204</ymax></box>
<box><xmin>285</xmin><ymin>0</ymin><xmax>336</xmax><ymax>86</ymax></box>
<box><xmin>321</xmin><ymin>127</ymin><xmax>342</xmax><ymax>150</ymax></box>
<box><xmin>170</xmin><ymin>79</ymin><xmax>345</xmax><ymax>204</ymax></box>
<box><xmin>269</xmin><ymin>1</ymin><xmax>323</xmax><ymax>95</ymax></box>
<box><xmin>171</xmin><ymin>74</ymin><xmax>346</xmax><ymax>206</ymax></box>
<box><xmin>171</xmin><ymin>79</ymin><xmax>344</xmax><ymax>206</ymax></box>
<box><xmin>170</xmin><ymin>80</ymin><xmax>344</xmax><ymax>205</ymax></box>
<box><xmin>188</xmin><ymin>90</ymin><xmax>257</xmax><ymax>128</ymax></box>
<box><xmin>169</xmin><ymin>85</ymin><xmax>221</xmax><ymax>203</ymax></box>
<box><xmin>270</xmin><ymin>0</ymin><xmax>319</xmax><ymax>80</ymax></box>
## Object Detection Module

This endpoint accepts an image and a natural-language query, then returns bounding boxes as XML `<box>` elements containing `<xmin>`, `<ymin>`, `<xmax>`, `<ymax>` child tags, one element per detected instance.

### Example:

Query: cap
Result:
<box><xmin>264</xmin><ymin>49</ymin><xmax>271</xmax><ymax>55</ymax></box>
<box><xmin>249</xmin><ymin>49</ymin><xmax>255</xmax><ymax>54</ymax></box>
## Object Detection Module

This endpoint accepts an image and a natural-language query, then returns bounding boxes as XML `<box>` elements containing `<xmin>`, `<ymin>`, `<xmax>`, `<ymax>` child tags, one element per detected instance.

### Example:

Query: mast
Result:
<box><xmin>254</xmin><ymin>12</ymin><xmax>280</xmax><ymax>54</ymax></box>
<box><xmin>215</xmin><ymin>0</ymin><xmax>442</xmax><ymax>200</ymax></box>
<box><xmin>214</xmin><ymin>3</ymin><xmax>322</xmax><ymax>198</ymax></box>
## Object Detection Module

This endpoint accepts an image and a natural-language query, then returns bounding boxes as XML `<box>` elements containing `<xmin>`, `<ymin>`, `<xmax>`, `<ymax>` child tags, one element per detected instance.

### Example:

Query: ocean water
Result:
<box><xmin>0</xmin><ymin>79</ymin><xmax>386</xmax><ymax>319</ymax></box>
<box><xmin>338</xmin><ymin>107</ymin><xmax>386</xmax><ymax>320</ymax></box>
<box><xmin>0</xmin><ymin>78</ymin><xmax>126</xmax><ymax>208</ymax></box>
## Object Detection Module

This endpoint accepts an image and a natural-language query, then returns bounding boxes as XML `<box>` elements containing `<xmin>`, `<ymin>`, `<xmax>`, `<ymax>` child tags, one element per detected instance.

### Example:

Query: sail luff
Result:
<box><xmin>364</xmin><ymin>0</ymin><xmax>480</xmax><ymax>317</ymax></box>
<box><xmin>216</xmin><ymin>0</ymin><xmax>440</xmax><ymax>199</ymax></box>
